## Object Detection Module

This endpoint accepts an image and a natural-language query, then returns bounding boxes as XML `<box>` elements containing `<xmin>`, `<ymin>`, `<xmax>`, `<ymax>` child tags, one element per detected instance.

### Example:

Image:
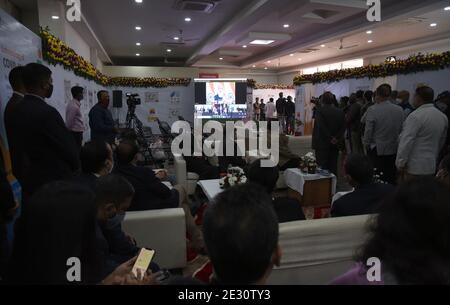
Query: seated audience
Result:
<box><xmin>73</xmin><ymin>140</ymin><xmax>114</xmax><ymax>190</ymax></box>
<box><xmin>203</xmin><ymin>184</ymin><xmax>282</xmax><ymax>285</ymax></box>
<box><xmin>114</xmin><ymin>140</ymin><xmax>179</xmax><ymax>211</ymax></box>
<box><xmin>7</xmin><ymin>182</ymin><xmax>150</xmax><ymax>285</ymax></box>
<box><xmin>278</xmin><ymin>134</ymin><xmax>301</xmax><ymax>171</ymax></box>
<box><xmin>331</xmin><ymin>154</ymin><xmax>394</xmax><ymax>217</ymax></box>
<box><xmin>183</xmin><ymin>134</ymin><xmax>220</xmax><ymax>179</ymax></box>
<box><xmin>114</xmin><ymin>140</ymin><xmax>204</xmax><ymax>252</ymax></box>
<box><xmin>94</xmin><ymin>174</ymin><xmax>158</xmax><ymax>277</ymax></box>
<box><xmin>332</xmin><ymin>177</ymin><xmax>450</xmax><ymax>284</ymax></box>
<box><xmin>247</xmin><ymin>159</ymin><xmax>305</xmax><ymax>223</ymax></box>
<box><xmin>436</xmin><ymin>154</ymin><xmax>450</xmax><ymax>187</ymax></box>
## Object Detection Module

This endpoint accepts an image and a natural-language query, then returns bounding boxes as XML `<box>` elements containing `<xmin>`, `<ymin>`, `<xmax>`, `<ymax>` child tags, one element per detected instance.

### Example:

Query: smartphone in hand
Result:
<box><xmin>132</xmin><ymin>248</ymin><xmax>155</xmax><ymax>280</ymax></box>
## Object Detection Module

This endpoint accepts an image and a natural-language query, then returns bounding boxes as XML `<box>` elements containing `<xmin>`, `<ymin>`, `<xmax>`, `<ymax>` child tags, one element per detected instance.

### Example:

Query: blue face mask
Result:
<box><xmin>105</xmin><ymin>212</ymin><xmax>125</xmax><ymax>230</ymax></box>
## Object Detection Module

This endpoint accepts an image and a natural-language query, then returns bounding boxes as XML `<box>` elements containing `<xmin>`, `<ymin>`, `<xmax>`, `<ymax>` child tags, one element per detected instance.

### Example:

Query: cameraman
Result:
<box><xmin>89</xmin><ymin>90</ymin><xmax>118</xmax><ymax>145</ymax></box>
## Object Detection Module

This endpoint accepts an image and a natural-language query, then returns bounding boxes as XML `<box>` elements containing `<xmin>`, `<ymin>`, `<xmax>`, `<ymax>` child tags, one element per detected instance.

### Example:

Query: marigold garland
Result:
<box><xmin>246</xmin><ymin>79</ymin><xmax>294</xmax><ymax>90</ymax></box>
<box><xmin>294</xmin><ymin>51</ymin><xmax>450</xmax><ymax>85</ymax></box>
<box><xmin>40</xmin><ymin>28</ymin><xmax>191</xmax><ymax>88</ymax></box>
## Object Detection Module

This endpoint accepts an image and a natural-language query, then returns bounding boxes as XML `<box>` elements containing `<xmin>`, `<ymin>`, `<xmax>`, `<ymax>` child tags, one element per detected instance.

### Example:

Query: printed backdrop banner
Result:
<box><xmin>110</xmin><ymin>85</ymin><xmax>195</xmax><ymax>135</ymax></box>
<box><xmin>0</xmin><ymin>8</ymin><xmax>42</xmax><ymax>172</ymax></box>
<box><xmin>253</xmin><ymin>89</ymin><xmax>295</xmax><ymax>104</ymax></box>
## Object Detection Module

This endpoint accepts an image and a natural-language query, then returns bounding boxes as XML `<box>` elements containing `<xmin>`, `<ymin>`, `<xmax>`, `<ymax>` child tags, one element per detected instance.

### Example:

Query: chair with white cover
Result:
<box><xmin>267</xmin><ymin>214</ymin><xmax>371</xmax><ymax>285</ymax></box>
<box><xmin>122</xmin><ymin>208</ymin><xmax>187</xmax><ymax>270</ymax></box>
<box><xmin>174</xmin><ymin>155</ymin><xmax>200</xmax><ymax>196</ymax></box>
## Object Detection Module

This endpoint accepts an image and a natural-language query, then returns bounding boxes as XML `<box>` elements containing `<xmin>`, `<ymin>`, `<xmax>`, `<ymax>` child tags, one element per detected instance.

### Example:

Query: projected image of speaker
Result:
<box><xmin>194</xmin><ymin>78</ymin><xmax>248</xmax><ymax>119</ymax></box>
<box><xmin>113</xmin><ymin>90</ymin><xmax>123</xmax><ymax>108</ymax></box>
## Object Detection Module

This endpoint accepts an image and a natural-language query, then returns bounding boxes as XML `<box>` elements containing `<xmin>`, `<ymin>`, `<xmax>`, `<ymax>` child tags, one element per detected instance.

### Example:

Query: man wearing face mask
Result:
<box><xmin>13</xmin><ymin>63</ymin><xmax>79</xmax><ymax>197</ymax></box>
<box><xmin>89</xmin><ymin>91</ymin><xmax>118</xmax><ymax>145</ymax></box>
<box><xmin>94</xmin><ymin>174</ymin><xmax>159</xmax><ymax>278</ymax></box>
<box><xmin>73</xmin><ymin>140</ymin><xmax>114</xmax><ymax>191</ymax></box>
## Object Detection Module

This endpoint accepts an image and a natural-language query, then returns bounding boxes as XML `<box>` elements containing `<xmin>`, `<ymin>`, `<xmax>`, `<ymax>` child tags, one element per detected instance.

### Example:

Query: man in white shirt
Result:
<box><xmin>66</xmin><ymin>86</ymin><xmax>85</xmax><ymax>149</ymax></box>
<box><xmin>396</xmin><ymin>86</ymin><xmax>448</xmax><ymax>180</ymax></box>
<box><xmin>265</xmin><ymin>98</ymin><xmax>276</xmax><ymax>122</ymax></box>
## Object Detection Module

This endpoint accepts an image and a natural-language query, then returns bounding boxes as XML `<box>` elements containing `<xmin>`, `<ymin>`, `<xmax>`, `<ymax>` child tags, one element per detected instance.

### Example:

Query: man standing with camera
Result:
<box><xmin>89</xmin><ymin>90</ymin><xmax>118</xmax><ymax>144</ymax></box>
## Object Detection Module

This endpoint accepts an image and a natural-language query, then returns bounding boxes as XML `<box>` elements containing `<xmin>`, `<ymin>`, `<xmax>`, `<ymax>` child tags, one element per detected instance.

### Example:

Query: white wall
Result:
<box><xmin>277</xmin><ymin>72</ymin><xmax>299</xmax><ymax>85</ymax></box>
<box><xmin>64</xmin><ymin>22</ymin><xmax>91</xmax><ymax>62</ymax></box>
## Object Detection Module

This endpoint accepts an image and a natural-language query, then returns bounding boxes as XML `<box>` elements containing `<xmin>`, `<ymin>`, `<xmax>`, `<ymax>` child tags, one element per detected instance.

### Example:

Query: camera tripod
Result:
<box><xmin>125</xmin><ymin>105</ymin><xmax>159</xmax><ymax>166</ymax></box>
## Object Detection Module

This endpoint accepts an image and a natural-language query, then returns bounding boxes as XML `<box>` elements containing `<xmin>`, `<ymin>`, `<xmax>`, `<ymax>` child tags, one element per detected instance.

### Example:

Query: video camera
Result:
<box><xmin>126</xmin><ymin>93</ymin><xmax>141</xmax><ymax>107</ymax></box>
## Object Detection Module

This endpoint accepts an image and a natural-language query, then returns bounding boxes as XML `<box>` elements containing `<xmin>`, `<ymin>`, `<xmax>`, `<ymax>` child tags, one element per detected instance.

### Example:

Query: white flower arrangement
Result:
<box><xmin>299</xmin><ymin>152</ymin><xmax>318</xmax><ymax>174</ymax></box>
<box><xmin>219</xmin><ymin>166</ymin><xmax>247</xmax><ymax>189</ymax></box>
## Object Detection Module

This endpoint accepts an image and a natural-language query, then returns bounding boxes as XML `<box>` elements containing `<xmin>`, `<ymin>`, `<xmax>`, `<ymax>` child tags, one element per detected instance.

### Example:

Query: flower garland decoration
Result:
<box><xmin>247</xmin><ymin>79</ymin><xmax>294</xmax><ymax>89</ymax></box>
<box><xmin>40</xmin><ymin>28</ymin><xmax>191</xmax><ymax>88</ymax></box>
<box><xmin>108</xmin><ymin>77</ymin><xmax>191</xmax><ymax>88</ymax></box>
<box><xmin>293</xmin><ymin>51</ymin><xmax>450</xmax><ymax>85</ymax></box>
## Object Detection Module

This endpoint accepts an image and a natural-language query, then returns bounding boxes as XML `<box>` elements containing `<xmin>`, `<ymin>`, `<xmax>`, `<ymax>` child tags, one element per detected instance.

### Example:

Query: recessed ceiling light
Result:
<box><xmin>368</xmin><ymin>40</ymin><xmax>373</xmax><ymax>43</ymax></box>
<box><xmin>366</xmin><ymin>30</ymin><xmax>372</xmax><ymax>34</ymax></box>
<box><xmin>250</xmin><ymin>40</ymin><xmax>275</xmax><ymax>45</ymax></box>
<box><xmin>185</xmin><ymin>17</ymin><xmax>192</xmax><ymax>22</ymax></box>
<box><xmin>298</xmin><ymin>58</ymin><xmax>302</xmax><ymax>61</ymax></box>
<box><xmin>174</xmin><ymin>37</ymin><xmax>180</xmax><ymax>41</ymax></box>
<box><xmin>264</xmin><ymin>67</ymin><xmax>268</xmax><ymax>70</ymax></box>
<box><xmin>136</xmin><ymin>42</ymin><xmax>141</xmax><ymax>46</ymax></box>
<box><xmin>283</xmin><ymin>24</ymin><xmax>290</xmax><ymax>28</ymax></box>
<box><xmin>289</xmin><ymin>54</ymin><xmax>294</xmax><ymax>56</ymax></box>
<box><xmin>320</xmin><ymin>44</ymin><xmax>325</xmax><ymax>48</ymax></box>
<box><xmin>166</xmin><ymin>49</ymin><xmax>172</xmax><ymax>53</ymax></box>
<box><xmin>135</xmin><ymin>26</ymin><xmax>142</xmax><ymax>30</ymax></box>
<box><xmin>51</xmin><ymin>15</ymin><xmax>59</xmax><ymax>20</ymax></box>
<box><xmin>445</xmin><ymin>6</ymin><xmax>450</xmax><ymax>11</ymax></box>
<box><xmin>267</xmin><ymin>60</ymin><xmax>271</xmax><ymax>63</ymax></box>
<box><xmin>252</xmin><ymin>65</ymin><xmax>256</xmax><ymax>68</ymax></box>
<box><xmin>219</xmin><ymin>57</ymin><xmax>223</xmax><ymax>60</ymax></box>
<box><xmin>430</xmin><ymin>23</ymin><xmax>437</xmax><ymax>27</ymax></box>
<box><xmin>242</xmin><ymin>45</ymin><xmax>247</xmax><ymax>48</ymax></box>
<box><xmin>136</xmin><ymin>53</ymin><xmax>140</xmax><ymax>56</ymax></box>
<box><xmin>135</xmin><ymin>0</ymin><xmax>143</xmax><ymax>3</ymax></box>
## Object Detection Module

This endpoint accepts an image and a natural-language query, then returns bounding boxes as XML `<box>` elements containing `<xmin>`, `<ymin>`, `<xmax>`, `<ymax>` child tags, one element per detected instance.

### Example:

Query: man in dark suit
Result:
<box><xmin>312</xmin><ymin>92</ymin><xmax>346</xmax><ymax>175</ymax></box>
<box><xmin>114</xmin><ymin>140</ymin><xmax>178</xmax><ymax>211</ymax></box>
<box><xmin>114</xmin><ymin>140</ymin><xmax>205</xmax><ymax>252</ymax></box>
<box><xmin>89</xmin><ymin>91</ymin><xmax>117</xmax><ymax>144</ymax></box>
<box><xmin>331</xmin><ymin>154</ymin><xmax>395</xmax><ymax>217</ymax></box>
<box><xmin>72</xmin><ymin>140</ymin><xmax>114</xmax><ymax>190</ymax></box>
<box><xmin>285</xmin><ymin>96</ymin><xmax>296</xmax><ymax>135</ymax></box>
<box><xmin>276</xmin><ymin>92</ymin><xmax>287</xmax><ymax>133</ymax></box>
<box><xmin>247</xmin><ymin>159</ymin><xmax>305</xmax><ymax>223</ymax></box>
<box><xmin>3</xmin><ymin>66</ymin><xmax>26</xmax><ymax>181</ymax></box>
<box><xmin>13</xmin><ymin>63</ymin><xmax>80</xmax><ymax>196</ymax></box>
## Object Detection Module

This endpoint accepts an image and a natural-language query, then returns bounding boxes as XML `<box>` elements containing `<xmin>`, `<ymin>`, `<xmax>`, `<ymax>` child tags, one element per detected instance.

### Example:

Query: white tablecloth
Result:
<box><xmin>198</xmin><ymin>179</ymin><xmax>223</xmax><ymax>202</ymax></box>
<box><xmin>284</xmin><ymin>168</ymin><xmax>337</xmax><ymax>196</ymax></box>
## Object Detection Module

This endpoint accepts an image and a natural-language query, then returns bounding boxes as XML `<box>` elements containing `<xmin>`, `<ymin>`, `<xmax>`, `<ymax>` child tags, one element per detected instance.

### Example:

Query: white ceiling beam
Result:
<box><xmin>185</xmin><ymin>0</ymin><xmax>274</xmax><ymax>65</ymax></box>
<box><xmin>240</xmin><ymin>0</ymin><xmax>448</xmax><ymax>68</ymax></box>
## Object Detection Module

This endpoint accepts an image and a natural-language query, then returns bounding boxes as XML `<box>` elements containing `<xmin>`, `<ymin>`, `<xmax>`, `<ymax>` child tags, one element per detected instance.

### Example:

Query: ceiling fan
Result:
<box><xmin>164</xmin><ymin>29</ymin><xmax>200</xmax><ymax>45</ymax></box>
<box><xmin>329</xmin><ymin>38</ymin><xmax>359</xmax><ymax>50</ymax></box>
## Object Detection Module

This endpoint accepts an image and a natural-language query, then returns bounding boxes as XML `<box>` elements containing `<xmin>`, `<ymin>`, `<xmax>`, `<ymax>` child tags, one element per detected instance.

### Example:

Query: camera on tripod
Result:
<box><xmin>126</xmin><ymin>93</ymin><xmax>141</xmax><ymax>107</ymax></box>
